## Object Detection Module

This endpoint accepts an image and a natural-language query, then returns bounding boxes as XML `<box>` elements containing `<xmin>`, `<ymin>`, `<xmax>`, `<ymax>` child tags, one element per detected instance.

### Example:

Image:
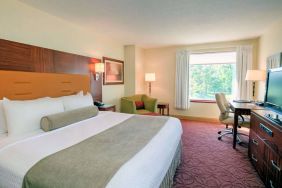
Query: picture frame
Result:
<box><xmin>103</xmin><ymin>57</ymin><xmax>124</xmax><ymax>85</ymax></box>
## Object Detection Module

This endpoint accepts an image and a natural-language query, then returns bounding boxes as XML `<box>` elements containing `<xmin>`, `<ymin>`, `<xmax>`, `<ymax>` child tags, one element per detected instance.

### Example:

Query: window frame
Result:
<box><xmin>190</xmin><ymin>99</ymin><xmax>216</xmax><ymax>103</ymax></box>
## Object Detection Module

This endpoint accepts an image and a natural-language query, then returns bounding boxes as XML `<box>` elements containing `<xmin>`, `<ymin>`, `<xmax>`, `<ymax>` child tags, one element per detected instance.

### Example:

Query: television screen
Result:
<box><xmin>265</xmin><ymin>68</ymin><xmax>282</xmax><ymax>112</ymax></box>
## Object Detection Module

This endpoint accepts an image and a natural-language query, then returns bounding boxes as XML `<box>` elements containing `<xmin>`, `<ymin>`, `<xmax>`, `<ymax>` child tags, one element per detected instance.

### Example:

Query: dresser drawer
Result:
<box><xmin>251</xmin><ymin>113</ymin><xmax>282</xmax><ymax>155</ymax></box>
<box><xmin>249</xmin><ymin>131</ymin><xmax>267</xmax><ymax>181</ymax></box>
<box><xmin>249</xmin><ymin>130</ymin><xmax>264</xmax><ymax>153</ymax></box>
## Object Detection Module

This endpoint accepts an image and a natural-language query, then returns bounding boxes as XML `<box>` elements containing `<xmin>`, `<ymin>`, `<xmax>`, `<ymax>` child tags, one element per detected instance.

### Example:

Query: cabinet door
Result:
<box><xmin>265</xmin><ymin>147</ymin><xmax>282</xmax><ymax>188</ymax></box>
<box><xmin>249</xmin><ymin>131</ymin><xmax>268</xmax><ymax>182</ymax></box>
<box><xmin>267</xmin><ymin>169</ymin><xmax>281</xmax><ymax>188</ymax></box>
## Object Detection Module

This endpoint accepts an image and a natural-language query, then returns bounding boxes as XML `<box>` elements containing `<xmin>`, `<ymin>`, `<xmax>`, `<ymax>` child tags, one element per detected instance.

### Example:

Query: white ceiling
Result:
<box><xmin>20</xmin><ymin>0</ymin><xmax>282</xmax><ymax>48</ymax></box>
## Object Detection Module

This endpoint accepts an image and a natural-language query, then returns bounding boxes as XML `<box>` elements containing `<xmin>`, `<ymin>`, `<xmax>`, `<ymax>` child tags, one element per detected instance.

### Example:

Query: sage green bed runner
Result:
<box><xmin>22</xmin><ymin>115</ymin><xmax>169</xmax><ymax>188</ymax></box>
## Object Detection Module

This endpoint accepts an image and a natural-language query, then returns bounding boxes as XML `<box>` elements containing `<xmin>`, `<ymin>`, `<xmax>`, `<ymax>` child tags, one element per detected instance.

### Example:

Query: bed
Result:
<box><xmin>0</xmin><ymin>71</ymin><xmax>182</xmax><ymax>188</ymax></box>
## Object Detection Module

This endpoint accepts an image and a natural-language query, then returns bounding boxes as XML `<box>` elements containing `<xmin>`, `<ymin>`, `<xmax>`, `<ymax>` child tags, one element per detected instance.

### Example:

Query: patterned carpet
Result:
<box><xmin>173</xmin><ymin>120</ymin><xmax>265</xmax><ymax>188</ymax></box>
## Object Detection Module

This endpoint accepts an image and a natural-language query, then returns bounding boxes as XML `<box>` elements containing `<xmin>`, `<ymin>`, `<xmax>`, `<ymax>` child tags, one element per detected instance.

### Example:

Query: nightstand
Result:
<box><xmin>157</xmin><ymin>102</ymin><xmax>169</xmax><ymax>116</ymax></box>
<box><xmin>97</xmin><ymin>104</ymin><xmax>116</xmax><ymax>112</ymax></box>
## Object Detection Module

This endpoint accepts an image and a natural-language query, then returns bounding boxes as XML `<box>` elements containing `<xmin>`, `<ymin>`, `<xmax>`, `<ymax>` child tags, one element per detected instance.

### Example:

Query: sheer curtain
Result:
<box><xmin>235</xmin><ymin>46</ymin><xmax>253</xmax><ymax>100</ymax></box>
<box><xmin>175</xmin><ymin>50</ymin><xmax>190</xmax><ymax>110</ymax></box>
<box><xmin>267</xmin><ymin>53</ymin><xmax>281</xmax><ymax>69</ymax></box>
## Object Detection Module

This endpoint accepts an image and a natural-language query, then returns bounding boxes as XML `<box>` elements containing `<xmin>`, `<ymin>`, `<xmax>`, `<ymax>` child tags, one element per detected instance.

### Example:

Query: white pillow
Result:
<box><xmin>77</xmin><ymin>90</ymin><xmax>84</xmax><ymax>96</ymax></box>
<box><xmin>52</xmin><ymin>91</ymin><xmax>83</xmax><ymax>108</ymax></box>
<box><xmin>62</xmin><ymin>92</ymin><xmax>93</xmax><ymax>111</ymax></box>
<box><xmin>3</xmin><ymin>97</ymin><xmax>64</xmax><ymax>137</ymax></box>
<box><xmin>0</xmin><ymin>100</ymin><xmax>7</xmax><ymax>134</ymax></box>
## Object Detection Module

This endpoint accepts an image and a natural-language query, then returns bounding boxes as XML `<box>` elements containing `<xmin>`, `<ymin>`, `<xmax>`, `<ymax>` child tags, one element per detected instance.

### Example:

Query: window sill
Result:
<box><xmin>190</xmin><ymin>99</ymin><xmax>216</xmax><ymax>103</ymax></box>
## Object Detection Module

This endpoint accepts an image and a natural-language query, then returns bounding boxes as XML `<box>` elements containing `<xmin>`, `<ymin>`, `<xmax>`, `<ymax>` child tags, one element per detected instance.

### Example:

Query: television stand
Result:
<box><xmin>250</xmin><ymin>109</ymin><xmax>282</xmax><ymax>188</ymax></box>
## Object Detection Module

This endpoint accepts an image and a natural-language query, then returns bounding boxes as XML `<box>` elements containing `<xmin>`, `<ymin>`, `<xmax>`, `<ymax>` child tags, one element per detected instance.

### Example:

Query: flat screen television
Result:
<box><xmin>264</xmin><ymin>67</ymin><xmax>282</xmax><ymax>114</ymax></box>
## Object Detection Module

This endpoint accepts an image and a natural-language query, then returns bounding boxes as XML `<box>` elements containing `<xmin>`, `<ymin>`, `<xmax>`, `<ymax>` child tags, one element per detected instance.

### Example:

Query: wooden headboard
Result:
<box><xmin>0</xmin><ymin>38</ymin><xmax>102</xmax><ymax>101</ymax></box>
<box><xmin>0</xmin><ymin>70</ymin><xmax>90</xmax><ymax>100</ymax></box>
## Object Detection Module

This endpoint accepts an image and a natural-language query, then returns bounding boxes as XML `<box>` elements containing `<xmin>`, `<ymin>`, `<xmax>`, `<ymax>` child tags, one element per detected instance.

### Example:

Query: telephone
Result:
<box><xmin>94</xmin><ymin>101</ymin><xmax>104</xmax><ymax>107</ymax></box>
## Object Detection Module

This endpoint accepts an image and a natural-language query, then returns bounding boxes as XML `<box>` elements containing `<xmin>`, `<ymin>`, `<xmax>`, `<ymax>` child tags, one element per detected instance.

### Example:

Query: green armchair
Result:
<box><xmin>120</xmin><ymin>94</ymin><xmax>158</xmax><ymax>114</ymax></box>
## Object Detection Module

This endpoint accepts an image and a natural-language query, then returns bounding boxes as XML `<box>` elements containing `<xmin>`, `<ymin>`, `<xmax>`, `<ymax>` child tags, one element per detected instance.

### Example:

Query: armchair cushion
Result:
<box><xmin>136</xmin><ymin>109</ymin><xmax>151</xmax><ymax>114</ymax></box>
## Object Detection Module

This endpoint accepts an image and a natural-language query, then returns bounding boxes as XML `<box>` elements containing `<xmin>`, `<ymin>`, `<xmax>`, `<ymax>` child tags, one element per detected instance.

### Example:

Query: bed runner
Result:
<box><xmin>22</xmin><ymin>115</ymin><xmax>169</xmax><ymax>188</ymax></box>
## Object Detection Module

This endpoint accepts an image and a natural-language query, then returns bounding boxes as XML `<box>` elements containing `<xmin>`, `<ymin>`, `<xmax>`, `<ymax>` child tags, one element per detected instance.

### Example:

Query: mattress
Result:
<box><xmin>0</xmin><ymin>111</ymin><xmax>182</xmax><ymax>188</ymax></box>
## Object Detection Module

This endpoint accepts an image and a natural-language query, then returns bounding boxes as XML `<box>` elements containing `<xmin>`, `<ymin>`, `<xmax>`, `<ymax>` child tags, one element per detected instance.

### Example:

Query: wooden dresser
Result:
<box><xmin>249</xmin><ymin>109</ymin><xmax>282</xmax><ymax>188</ymax></box>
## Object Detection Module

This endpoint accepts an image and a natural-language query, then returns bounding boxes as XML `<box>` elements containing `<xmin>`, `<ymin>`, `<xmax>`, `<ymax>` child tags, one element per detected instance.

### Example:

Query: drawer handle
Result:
<box><xmin>271</xmin><ymin>160</ymin><xmax>281</xmax><ymax>172</ymax></box>
<box><xmin>270</xmin><ymin>180</ymin><xmax>275</xmax><ymax>188</ymax></box>
<box><xmin>259</xmin><ymin>123</ymin><xmax>273</xmax><ymax>137</ymax></box>
<box><xmin>251</xmin><ymin>154</ymin><xmax>258</xmax><ymax>162</ymax></box>
<box><xmin>252</xmin><ymin>139</ymin><xmax>258</xmax><ymax>146</ymax></box>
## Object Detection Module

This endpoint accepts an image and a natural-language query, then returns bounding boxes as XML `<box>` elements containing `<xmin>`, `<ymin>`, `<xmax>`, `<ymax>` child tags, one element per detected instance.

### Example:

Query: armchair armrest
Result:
<box><xmin>143</xmin><ymin>95</ymin><xmax>157</xmax><ymax>112</ymax></box>
<box><xmin>120</xmin><ymin>98</ymin><xmax>137</xmax><ymax>114</ymax></box>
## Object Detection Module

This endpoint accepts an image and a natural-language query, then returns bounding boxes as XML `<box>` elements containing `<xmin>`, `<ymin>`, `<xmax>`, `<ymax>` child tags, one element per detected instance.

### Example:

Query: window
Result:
<box><xmin>190</xmin><ymin>52</ymin><xmax>236</xmax><ymax>101</ymax></box>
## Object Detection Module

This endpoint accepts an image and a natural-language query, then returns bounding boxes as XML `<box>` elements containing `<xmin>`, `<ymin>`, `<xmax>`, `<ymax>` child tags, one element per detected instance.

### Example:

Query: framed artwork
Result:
<box><xmin>103</xmin><ymin>57</ymin><xmax>124</xmax><ymax>85</ymax></box>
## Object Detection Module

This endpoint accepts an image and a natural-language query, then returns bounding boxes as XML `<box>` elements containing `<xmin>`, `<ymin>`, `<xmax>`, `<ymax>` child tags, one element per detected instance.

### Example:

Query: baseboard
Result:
<box><xmin>171</xmin><ymin>115</ymin><xmax>219</xmax><ymax>123</ymax></box>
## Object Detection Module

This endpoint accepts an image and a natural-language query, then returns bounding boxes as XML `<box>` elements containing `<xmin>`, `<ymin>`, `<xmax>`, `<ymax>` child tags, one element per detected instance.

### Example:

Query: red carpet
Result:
<box><xmin>173</xmin><ymin>120</ymin><xmax>265</xmax><ymax>188</ymax></box>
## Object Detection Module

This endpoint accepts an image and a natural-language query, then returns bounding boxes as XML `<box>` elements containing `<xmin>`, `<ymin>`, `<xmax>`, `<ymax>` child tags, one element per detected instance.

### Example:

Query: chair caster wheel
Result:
<box><xmin>218</xmin><ymin>131</ymin><xmax>221</xmax><ymax>134</ymax></box>
<box><xmin>218</xmin><ymin>137</ymin><xmax>221</xmax><ymax>140</ymax></box>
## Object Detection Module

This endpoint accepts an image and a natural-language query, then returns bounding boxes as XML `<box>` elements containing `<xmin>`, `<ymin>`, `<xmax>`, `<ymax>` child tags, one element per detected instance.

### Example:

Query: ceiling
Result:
<box><xmin>20</xmin><ymin>0</ymin><xmax>282</xmax><ymax>48</ymax></box>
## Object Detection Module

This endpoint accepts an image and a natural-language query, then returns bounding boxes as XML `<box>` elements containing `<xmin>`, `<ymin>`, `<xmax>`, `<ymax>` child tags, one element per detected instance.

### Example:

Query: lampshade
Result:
<box><xmin>95</xmin><ymin>63</ymin><xmax>104</xmax><ymax>73</ymax></box>
<box><xmin>145</xmin><ymin>73</ymin><xmax>156</xmax><ymax>82</ymax></box>
<box><xmin>245</xmin><ymin>70</ymin><xmax>266</xmax><ymax>81</ymax></box>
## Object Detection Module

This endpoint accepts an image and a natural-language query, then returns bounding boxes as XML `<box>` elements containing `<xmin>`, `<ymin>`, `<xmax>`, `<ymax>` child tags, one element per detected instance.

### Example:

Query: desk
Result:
<box><xmin>229</xmin><ymin>101</ymin><xmax>264</xmax><ymax>149</ymax></box>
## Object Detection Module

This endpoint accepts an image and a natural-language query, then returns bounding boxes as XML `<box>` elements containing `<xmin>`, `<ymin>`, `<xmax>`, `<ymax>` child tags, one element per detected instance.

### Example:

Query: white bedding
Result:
<box><xmin>0</xmin><ymin>111</ymin><xmax>182</xmax><ymax>188</ymax></box>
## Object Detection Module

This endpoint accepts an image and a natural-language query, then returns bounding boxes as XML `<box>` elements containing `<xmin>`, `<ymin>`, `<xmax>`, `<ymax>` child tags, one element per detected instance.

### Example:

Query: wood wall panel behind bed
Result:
<box><xmin>0</xmin><ymin>39</ymin><xmax>102</xmax><ymax>101</ymax></box>
<box><xmin>0</xmin><ymin>70</ymin><xmax>90</xmax><ymax>100</ymax></box>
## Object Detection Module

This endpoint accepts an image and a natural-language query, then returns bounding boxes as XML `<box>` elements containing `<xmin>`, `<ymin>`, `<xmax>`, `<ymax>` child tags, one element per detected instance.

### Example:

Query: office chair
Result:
<box><xmin>215</xmin><ymin>93</ymin><xmax>249</xmax><ymax>144</ymax></box>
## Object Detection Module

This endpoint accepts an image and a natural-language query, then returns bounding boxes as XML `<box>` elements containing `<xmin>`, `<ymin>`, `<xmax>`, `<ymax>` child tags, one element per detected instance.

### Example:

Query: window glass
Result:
<box><xmin>190</xmin><ymin>52</ymin><xmax>236</xmax><ymax>100</ymax></box>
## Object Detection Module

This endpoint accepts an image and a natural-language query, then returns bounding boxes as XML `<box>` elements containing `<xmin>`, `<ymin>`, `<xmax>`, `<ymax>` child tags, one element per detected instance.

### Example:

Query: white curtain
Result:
<box><xmin>235</xmin><ymin>46</ymin><xmax>253</xmax><ymax>100</ymax></box>
<box><xmin>267</xmin><ymin>53</ymin><xmax>281</xmax><ymax>70</ymax></box>
<box><xmin>175</xmin><ymin>50</ymin><xmax>190</xmax><ymax>110</ymax></box>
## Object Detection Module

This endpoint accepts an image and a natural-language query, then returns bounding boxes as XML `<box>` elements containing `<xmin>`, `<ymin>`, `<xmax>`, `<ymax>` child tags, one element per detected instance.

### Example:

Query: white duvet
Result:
<box><xmin>0</xmin><ymin>112</ymin><xmax>182</xmax><ymax>188</ymax></box>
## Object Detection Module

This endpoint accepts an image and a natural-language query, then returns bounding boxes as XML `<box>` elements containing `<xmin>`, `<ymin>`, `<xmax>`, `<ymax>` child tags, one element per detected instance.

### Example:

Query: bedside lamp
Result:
<box><xmin>245</xmin><ymin>70</ymin><xmax>266</xmax><ymax>100</ymax></box>
<box><xmin>92</xmin><ymin>63</ymin><xmax>104</xmax><ymax>80</ymax></box>
<box><xmin>145</xmin><ymin>73</ymin><xmax>156</xmax><ymax>96</ymax></box>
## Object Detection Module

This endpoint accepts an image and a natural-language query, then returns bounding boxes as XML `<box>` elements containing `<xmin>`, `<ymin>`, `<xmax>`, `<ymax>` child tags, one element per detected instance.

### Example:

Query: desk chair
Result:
<box><xmin>215</xmin><ymin>93</ymin><xmax>249</xmax><ymax>144</ymax></box>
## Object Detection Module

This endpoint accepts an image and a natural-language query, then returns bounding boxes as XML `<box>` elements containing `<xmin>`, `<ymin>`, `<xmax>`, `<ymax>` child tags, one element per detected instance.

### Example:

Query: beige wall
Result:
<box><xmin>0</xmin><ymin>0</ymin><xmax>125</xmax><ymax>110</ymax></box>
<box><xmin>144</xmin><ymin>39</ymin><xmax>259</xmax><ymax>118</ymax></box>
<box><xmin>257</xmin><ymin>19</ymin><xmax>282</xmax><ymax>100</ymax></box>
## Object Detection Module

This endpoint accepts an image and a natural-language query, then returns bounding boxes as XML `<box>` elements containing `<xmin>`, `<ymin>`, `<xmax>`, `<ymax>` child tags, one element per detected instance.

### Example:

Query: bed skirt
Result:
<box><xmin>160</xmin><ymin>141</ymin><xmax>182</xmax><ymax>188</ymax></box>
